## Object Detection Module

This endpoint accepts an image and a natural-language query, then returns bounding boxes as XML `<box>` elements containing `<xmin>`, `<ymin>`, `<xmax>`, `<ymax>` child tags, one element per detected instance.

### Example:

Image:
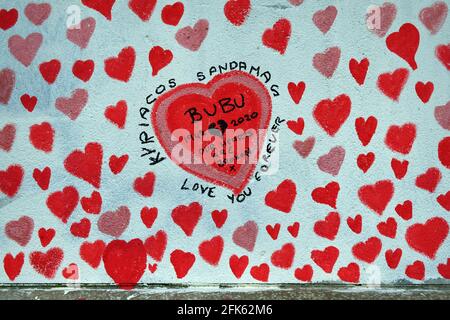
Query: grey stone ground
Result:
<box><xmin>0</xmin><ymin>284</ymin><xmax>449</xmax><ymax>300</ymax></box>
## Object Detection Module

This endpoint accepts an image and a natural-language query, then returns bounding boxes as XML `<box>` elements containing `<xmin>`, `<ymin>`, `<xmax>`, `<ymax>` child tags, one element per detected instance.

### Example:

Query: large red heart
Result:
<box><xmin>39</xmin><ymin>59</ymin><xmax>61</xmax><ymax>84</ymax></box>
<box><xmin>438</xmin><ymin>137</ymin><xmax>450</xmax><ymax>169</ymax></box>
<box><xmin>313</xmin><ymin>94</ymin><xmax>351</xmax><ymax>137</ymax></box>
<box><xmin>64</xmin><ymin>142</ymin><xmax>103</xmax><ymax>188</ymax></box>
<box><xmin>337</xmin><ymin>263</ymin><xmax>360</xmax><ymax>283</ymax></box>
<box><xmin>149</xmin><ymin>46</ymin><xmax>173</xmax><ymax>77</ymax></box>
<box><xmin>103</xmin><ymin>239</ymin><xmax>147</xmax><ymax>290</ymax></box>
<box><xmin>198</xmin><ymin>235</ymin><xmax>224</xmax><ymax>266</ymax></box>
<box><xmin>264</xmin><ymin>179</ymin><xmax>297</xmax><ymax>213</ymax></box>
<box><xmin>358</xmin><ymin>180</ymin><xmax>394</xmax><ymax>215</ymax></box>
<box><xmin>314</xmin><ymin>212</ymin><xmax>340</xmax><ymax>240</ymax></box>
<box><xmin>271</xmin><ymin>243</ymin><xmax>295</xmax><ymax>269</ymax></box>
<box><xmin>152</xmin><ymin>71</ymin><xmax>272</xmax><ymax>194</ymax></box>
<box><xmin>128</xmin><ymin>0</ymin><xmax>157</xmax><ymax>22</ymax></box>
<box><xmin>435</xmin><ymin>44</ymin><xmax>450</xmax><ymax>70</ymax></box>
<box><xmin>377</xmin><ymin>68</ymin><xmax>409</xmax><ymax>101</ymax></box>
<box><xmin>355</xmin><ymin>116</ymin><xmax>377</xmax><ymax>146</ymax></box>
<box><xmin>0</xmin><ymin>164</ymin><xmax>24</xmax><ymax>198</ymax></box>
<box><xmin>80</xmin><ymin>240</ymin><xmax>105</xmax><ymax>269</ymax></box>
<box><xmin>170</xmin><ymin>249</ymin><xmax>196</xmax><ymax>279</ymax></box>
<box><xmin>386</xmin><ymin>23</ymin><xmax>420</xmax><ymax>70</ymax></box>
<box><xmin>415</xmin><ymin>167</ymin><xmax>441</xmax><ymax>193</ymax></box>
<box><xmin>352</xmin><ymin>237</ymin><xmax>382</xmax><ymax>263</ymax></box>
<box><xmin>311</xmin><ymin>181</ymin><xmax>340</xmax><ymax>209</ymax></box>
<box><xmin>82</xmin><ymin>0</ymin><xmax>116</xmax><ymax>20</ymax></box>
<box><xmin>161</xmin><ymin>2</ymin><xmax>184</xmax><ymax>26</ymax></box>
<box><xmin>310</xmin><ymin>246</ymin><xmax>339</xmax><ymax>273</ymax></box>
<box><xmin>3</xmin><ymin>253</ymin><xmax>24</xmax><ymax>281</ymax></box>
<box><xmin>29</xmin><ymin>122</ymin><xmax>54</xmax><ymax>153</ymax></box>
<box><xmin>384</xmin><ymin>123</ymin><xmax>416</xmax><ymax>155</ymax></box>
<box><xmin>224</xmin><ymin>0</ymin><xmax>251</xmax><ymax>26</ymax></box>
<box><xmin>46</xmin><ymin>186</ymin><xmax>79</xmax><ymax>223</ymax></box>
<box><xmin>29</xmin><ymin>248</ymin><xmax>64</xmax><ymax>279</ymax></box>
<box><xmin>406</xmin><ymin>217</ymin><xmax>448</xmax><ymax>259</ymax></box>
<box><xmin>104</xmin><ymin>47</ymin><xmax>135</xmax><ymax>82</ymax></box>
<box><xmin>171</xmin><ymin>202</ymin><xmax>202</xmax><ymax>236</ymax></box>
<box><xmin>144</xmin><ymin>230</ymin><xmax>167</xmax><ymax>262</ymax></box>
<box><xmin>229</xmin><ymin>255</ymin><xmax>248</xmax><ymax>279</ymax></box>
<box><xmin>0</xmin><ymin>9</ymin><xmax>18</xmax><ymax>30</ymax></box>
<box><xmin>262</xmin><ymin>18</ymin><xmax>291</xmax><ymax>54</ymax></box>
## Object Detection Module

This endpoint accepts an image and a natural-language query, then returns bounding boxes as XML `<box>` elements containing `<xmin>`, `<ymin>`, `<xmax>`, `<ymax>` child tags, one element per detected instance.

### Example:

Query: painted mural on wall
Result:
<box><xmin>0</xmin><ymin>0</ymin><xmax>449</xmax><ymax>289</ymax></box>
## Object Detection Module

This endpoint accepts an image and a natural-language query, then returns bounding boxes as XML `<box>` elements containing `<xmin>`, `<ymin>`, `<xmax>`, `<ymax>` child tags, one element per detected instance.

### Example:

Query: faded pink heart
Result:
<box><xmin>419</xmin><ymin>1</ymin><xmax>448</xmax><ymax>35</ymax></box>
<box><xmin>293</xmin><ymin>137</ymin><xmax>315</xmax><ymax>159</ymax></box>
<box><xmin>0</xmin><ymin>124</ymin><xmax>16</xmax><ymax>151</ymax></box>
<box><xmin>317</xmin><ymin>146</ymin><xmax>346</xmax><ymax>176</ymax></box>
<box><xmin>67</xmin><ymin>17</ymin><xmax>96</xmax><ymax>49</ymax></box>
<box><xmin>0</xmin><ymin>69</ymin><xmax>15</xmax><ymax>105</ymax></box>
<box><xmin>55</xmin><ymin>89</ymin><xmax>89</xmax><ymax>120</ymax></box>
<box><xmin>435</xmin><ymin>101</ymin><xmax>450</xmax><ymax>130</ymax></box>
<box><xmin>25</xmin><ymin>3</ymin><xmax>51</xmax><ymax>26</ymax></box>
<box><xmin>367</xmin><ymin>2</ymin><xmax>397</xmax><ymax>37</ymax></box>
<box><xmin>232</xmin><ymin>221</ymin><xmax>258</xmax><ymax>252</ymax></box>
<box><xmin>313</xmin><ymin>6</ymin><xmax>337</xmax><ymax>34</ymax></box>
<box><xmin>313</xmin><ymin>47</ymin><xmax>341</xmax><ymax>78</ymax></box>
<box><xmin>98</xmin><ymin>206</ymin><xmax>131</xmax><ymax>238</ymax></box>
<box><xmin>5</xmin><ymin>216</ymin><xmax>34</xmax><ymax>247</ymax></box>
<box><xmin>176</xmin><ymin>19</ymin><xmax>209</xmax><ymax>51</ymax></box>
<box><xmin>8</xmin><ymin>33</ymin><xmax>43</xmax><ymax>67</ymax></box>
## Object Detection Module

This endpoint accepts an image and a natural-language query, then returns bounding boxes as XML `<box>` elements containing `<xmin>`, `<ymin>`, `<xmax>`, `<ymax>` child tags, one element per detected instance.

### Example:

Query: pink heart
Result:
<box><xmin>55</xmin><ymin>89</ymin><xmax>89</xmax><ymax>120</ymax></box>
<box><xmin>419</xmin><ymin>1</ymin><xmax>448</xmax><ymax>35</ymax></box>
<box><xmin>25</xmin><ymin>3</ymin><xmax>51</xmax><ymax>26</ymax></box>
<box><xmin>293</xmin><ymin>137</ymin><xmax>315</xmax><ymax>158</ymax></box>
<box><xmin>367</xmin><ymin>2</ymin><xmax>397</xmax><ymax>37</ymax></box>
<box><xmin>5</xmin><ymin>216</ymin><xmax>34</xmax><ymax>247</ymax></box>
<box><xmin>435</xmin><ymin>101</ymin><xmax>450</xmax><ymax>130</ymax></box>
<box><xmin>175</xmin><ymin>19</ymin><xmax>209</xmax><ymax>51</ymax></box>
<box><xmin>313</xmin><ymin>47</ymin><xmax>341</xmax><ymax>78</ymax></box>
<box><xmin>313</xmin><ymin>6</ymin><xmax>337</xmax><ymax>34</ymax></box>
<box><xmin>8</xmin><ymin>33</ymin><xmax>43</xmax><ymax>67</ymax></box>
<box><xmin>232</xmin><ymin>221</ymin><xmax>258</xmax><ymax>252</ymax></box>
<box><xmin>0</xmin><ymin>69</ymin><xmax>15</xmax><ymax>105</ymax></box>
<box><xmin>98</xmin><ymin>206</ymin><xmax>131</xmax><ymax>238</ymax></box>
<box><xmin>67</xmin><ymin>17</ymin><xmax>96</xmax><ymax>49</ymax></box>
<box><xmin>0</xmin><ymin>124</ymin><xmax>16</xmax><ymax>151</ymax></box>
<box><xmin>317</xmin><ymin>146</ymin><xmax>345</xmax><ymax>176</ymax></box>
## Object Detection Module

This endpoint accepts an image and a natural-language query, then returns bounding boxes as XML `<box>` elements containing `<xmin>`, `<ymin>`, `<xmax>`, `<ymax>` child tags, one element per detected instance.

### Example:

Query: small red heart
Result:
<box><xmin>149</xmin><ymin>46</ymin><xmax>173</xmax><ymax>76</ymax></box>
<box><xmin>64</xmin><ymin>142</ymin><xmax>103</xmax><ymax>188</ymax></box>
<box><xmin>287</xmin><ymin>81</ymin><xmax>306</xmax><ymax>104</ymax></box>
<box><xmin>0</xmin><ymin>165</ymin><xmax>24</xmax><ymax>198</ymax></box>
<box><xmin>148</xmin><ymin>263</ymin><xmax>158</xmax><ymax>273</ymax></box>
<box><xmin>145</xmin><ymin>230</ymin><xmax>167</xmax><ymax>262</ymax></box>
<box><xmin>29</xmin><ymin>122</ymin><xmax>54</xmax><ymax>153</ymax></box>
<box><xmin>405</xmin><ymin>260</ymin><xmax>425</xmax><ymax>281</ymax></box>
<box><xmin>171</xmin><ymin>202</ymin><xmax>202</xmax><ymax>236</ymax></box>
<box><xmin>33</xmin><ymin>167</ymin><xmax>51</xmax><ymax>191</ymax></box>
<box><xmin>386</xmin><ymin>23</ymin><xmax>420</xmax><ymax>70</ymax></box>
<box><xmin>105</xmin><ymin>100</ymin><xmax>127</xmax><ymax>129</ymax></box>
<box><xmin>349</xmin><ymin>58</ymin><xmax>369</xmax><ymax>85</ymax></box>
<box><xmin>294</xmin><ymin>264</ymin><xmax>313</xmax><ymax>282</ymax></box>
<box><xmin>435</xmin><ymin>43</ymin><xmax>450</xmax><ymax>70</ymax></box>
<box><xmin>358</xmin><ymin>180</ymin><xmax>394</xmax><ymax>215</ymax></box>
<box><xmin>103</xmin><ymin>239</ymin><xmax>147</xmax><ymax>290</ymax></box>
<box><xmin>287</xmin><ymin>117</ymin><xmax>304</xmax><ymax>135</ymax></box>
<box><xmin>224</xmin><ymin>0</ymin><xmax>251</xmax><ymax>26</ymax></box>
<box><xmin>133</xmin><ymin>171</ymin><xmax>156</xmax><ymax>197</ymax></box>
<box><xmin>437</xmin><ymin>191</ymin><xmax>450</xmax><ymax>211</ymax></box>
<box><xmin>46</xmin><ymin>186</ymin><xmax>79</xmax><ymax>223</ymax></box>
<box><xmin>0</xmin><ymin>9</ymin><xmax>18</xmax><ymax>30</ymax></box>
<box><xmin>265</xmin><ymin>179</ymin><xmax>297</xmax><ymax>213</ymax></box>
<box><xmin>161</xmin><ymin>2</ymin><xmax>184</xmax><ymax>26</ymax></box>
<box><xmin>39</xmin><ymin>59</ymin><xmax>61</xmax><ymax>84</ymax></box>
<box><xmin>250</xmin><ymin>263</ymin><xmax>270</xmax><ymax>282</ymax></box>
<box><xmin>337</xmin><ymin>263</ymin><xmax>360</xmax><ymax>283</ymax></box>
<box><xmin>311</xmin><ymin>181</ymin><xmax>340</xmax><ymax>209</ymax></box>
<box><xmin>109</xmin><ymin>154</ymin><xmax>129</xmax><ymax>175</ymax></box>
<box><xmin>391</xmin><ymin>158</ymin><xmax>409</xmax><ymax>180</ymax></box>
<box><xmin>211</xmin><ymin>209</ymin><xmax>227</xmax><ymax>228</ymax></box>
<box><xmin>199</xmin><ymin>235</ymin><xmax>224</xmax><ymax>266</ymax></box>
<box><xmin>38</xmin><ymin>228</ymin><xmax>55</xmax><ymax>248</ymax></box>
<box><xmin>357</xmin><ymin>152</ymin><xmax>375</xmax><ymax>173</ymax></box>
<box><xmin>72</xmin><ymin>59</ymin><xmax>95</xmax><ymax>82</ymax></box>
<box><xmin>347</xmin><ymin>214</ymin><xmax>362</xmax><ymax>234</ymax></box>
<box><xmin>70</xmin><ymin>218</ymin><xmax>91</xmax><ymax>238</ymax></box>
<box><xmin>377</xmin><ymin>217</ymin><xmax>397</xmax><ymax>238</ymax></box>
<box><xmin>266</xmin><ymin>223</ymin><xmax>280</xmax><ymax>240</ymax></box>
<box><xmin>81</xmin><ymin>0</ymin><xmax>115</xmax><ymax>20</ymax></box>
<box><xmin>438</xmin><ymin>259</ymin><xmax>450</xmax><ymax>279</ymax></box>
<box><xmin>313</xmin><ymin>94</ymin><xmax>351</xmax><ymax>137</ymax></box>
<box><xmin>3</xmin><ymin>252</ymin><xmax>24</xmax><ymax>281</ymax></box>
<box><xmin>377</xmin><ymin>68</ymin><xmax>409</xmax><ymax>101</ymax></box>
<box><xmin>314</xmin><ymin>212</ymin><xmax>340</xmax><ymax>240</ymax></box>
<box><xmin>20</xmin><ymin>94</ymin><xmax>38</xmax><ymax>112</ymax></box>
<box><xmin>104</xmin><ymin>47</ymin><xmax>135</xmax><ymax>82</ymax></box>
<box><xmin>262</xmin><ymin>18</ymin><xmax>291</xmax><ymax>54</ymax></box>
<box><xmin>140</xmin><ymin>207</ymin><xmax>158</xmax><ymax>228</ymax></box>
<box><xmin>128</xmin><ymin>0</ymin><xmax>157</xmax><ymax>22</ymax></box>
<box><xmin>355</xmin><ymin>116</ymin><xmax>377</xmax><ymax>147</ymax></box>
<box><xmin>271</xmin><ymin>243</ymin><xmax>295</xmax><ymax>269</ymax></box>
<box><xmin>438</xmin><ymin>137</ymin><xmax>450</xmax><ymax>169</ymax></box>
<box><xmin>170</xmin><ymin>249</ymin><xmax>196</xmax><ymax>279</ymax></box>
<box><xmin>415</xmin><ymin>81</ymin><xmax>434</xmax><ymax>103</ymax></box>
<box><xmin>311</xmin><ymin>246</ymin><xmax>339</xmax><ymax>273</ymax></box>
<box><xmin>80</xmin><ymin>240</ymin><xmax>105</xmax><ymax>269</ymax></box>
<box><xmin>29</xmin><ymin>247</ymin><xmax>64</xmax><ymax>279</ymax></box>
<box><xmin>415</xmin><ymin>167</ymin><xmax>441</xmax><ymax>193</ymax></box>
<box><xmin>80</xmin><ymin>190</ymin><xmax>102</xmax><ymax>214</ymax></box>
<box><xmin>352</xmin><ymin>237</ymin><xmax>382</xmax><ymax>263</ymax></box>
<box><xmin>406</xmin><ymin>217</ymin><xmax>448</xmax><ymax>259</ymax></box>
<box><xmin>385</xmin><ymin>248</ymin><xmax>402</xmax><ymax>269</ymax></box>
<box><xmin>287</xmin><ymin>222</ymin><xmax>300</xmax><ymax>238</ymax></box>
<box><xmin>395</xmin><ymin>200</ymin><xmax>412</xmax><ymax>220</ymax></box>
<box><xmin>229</xmin><ymin>255</ymin><xmax>248</xmax><ymax>279</ymax></box>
